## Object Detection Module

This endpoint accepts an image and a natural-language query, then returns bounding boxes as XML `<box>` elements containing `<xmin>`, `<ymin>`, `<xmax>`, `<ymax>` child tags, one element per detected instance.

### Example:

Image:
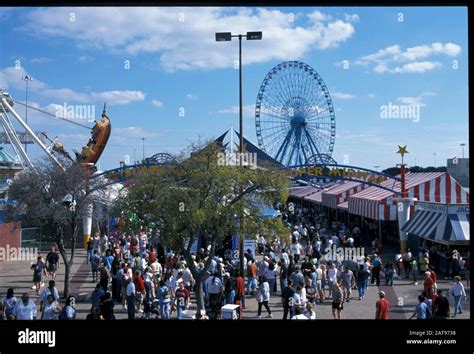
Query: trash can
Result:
<box><xmin>221</xmin><ymin>304</ymin><xmax>240</xmax><ymax>320</ymax></box>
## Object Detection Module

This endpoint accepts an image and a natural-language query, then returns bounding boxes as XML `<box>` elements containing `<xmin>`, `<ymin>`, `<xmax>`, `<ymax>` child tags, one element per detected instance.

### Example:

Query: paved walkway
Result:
<box><xmin>0</xmin><ymin>247</ymin><xmax>469</xmax><ymax>320</ymax></box>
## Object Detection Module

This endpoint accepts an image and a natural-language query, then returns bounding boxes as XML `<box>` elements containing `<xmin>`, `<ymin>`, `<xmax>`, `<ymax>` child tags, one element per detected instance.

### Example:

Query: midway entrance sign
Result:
<box><xmin>288</xmin><ymin>164</ymin><xmax>401</xmax><ymax>194</ymax></box>
<box><xmin>95</xmin><ymin>162</ymin><xmax>402</xmax><ymax>194</ymax></box>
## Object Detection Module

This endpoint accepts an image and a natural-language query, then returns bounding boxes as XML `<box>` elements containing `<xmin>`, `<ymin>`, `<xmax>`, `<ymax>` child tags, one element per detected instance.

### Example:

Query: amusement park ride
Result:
<box><xmin>0</xmin><ymin>88</ymin><xmax>112</xmax><ymax>246</ymax></box>
<box><xmin>0</xmin><ymin>89</ymin><xmax>111</xmax><ymax>171</ymax></box>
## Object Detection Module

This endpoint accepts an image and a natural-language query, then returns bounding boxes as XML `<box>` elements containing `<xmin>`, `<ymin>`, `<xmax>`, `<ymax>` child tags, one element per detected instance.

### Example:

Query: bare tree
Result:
<box><xmin>6</xmin><ymin>158</ymin><xmax>111</xmax><ymax>298</ymax></box>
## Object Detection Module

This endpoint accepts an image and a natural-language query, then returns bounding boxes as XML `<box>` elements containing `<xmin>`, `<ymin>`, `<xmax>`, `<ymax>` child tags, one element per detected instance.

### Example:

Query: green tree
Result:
<box><xmin>6</xmin><ymin>159</ymin><xmax>111</xmax><ymax>298</ymax></box>
<box><xmin>112</xmin><ymin>142</ymin><xmax>290</xmax><ymax>312</ymax></box>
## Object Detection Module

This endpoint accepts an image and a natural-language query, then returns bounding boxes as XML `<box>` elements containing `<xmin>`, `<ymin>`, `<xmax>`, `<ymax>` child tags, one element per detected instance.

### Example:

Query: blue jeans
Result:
<box><xmin>226</xmin><ymin>290</ymin><xmax>235</xmax><ymax>305</ymax></box>
<box><xmin>247</xmin><ymin>277</ymin><xmax>257</xmax><ymax>293</ymax></box>
<box><xmin>453</xmin><ymin>295</ymin><xmax>462</xmax><ymax>314</ymax></box>
<box><xmin>268</xmin><ymin>278</ymin><xmax>276</xmax><ymax>293</ymax></box>
<box><xmin>357</xmin><ymin>282</ymin><xmax>365</xmax><ymax>298</ymax></box>
<box><xmin>280</xmin><ymin>278</ymin><xmax>288</xmax><ymax>292</ymax></box>
<box><xmin>127</xmin><ymin>295</ymin><xmax>135</xmax><ymax>320</ymax></box>
<box><xmin>160</xmin><ymin>302</ymin><xmax>170</xmax><ymax>319</ymax></box>
<box><xmin>385</xmin><ymin>272</ymin><xmax>393</xmax><ymax>286</ymax></box>
<box><xmin>363</xmin><ymin>278</ymin><xmax>369</xmax><ymax>290</ymax></box>
<box><xmin>87</xmin><ymin>250</ymin><xmax>92</xmax><ymax>263</ymax></box>
<box><xmin>177</xmin><ymin>304</ymin><xmax>185</xmax><ymax>319</ymax></box>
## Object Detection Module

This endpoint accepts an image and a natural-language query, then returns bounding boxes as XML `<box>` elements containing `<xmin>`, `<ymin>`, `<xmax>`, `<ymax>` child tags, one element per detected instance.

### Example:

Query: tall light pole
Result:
<box><xmin>460</xmin><ymin>143</ymin><xmax>465</xmax><ymax>158</ymax></box>
<box><xmin>216</xmin><ymin>31</ymin><xmax>262</xmax><ymax>278</ymax></box>
<box><xmin>22</xmin><ymin>75</ymin><xmax>33</xmax><ymax>152</ymax></box>
<box><xmin>133</xmin><ymin>147</ymin><xmax>137</xmax><ymax>164</ymax></box>
<box><xmin>142</xmin><ymin>138</ymin><xmax>145</xmax><ymax>162</ymax></box>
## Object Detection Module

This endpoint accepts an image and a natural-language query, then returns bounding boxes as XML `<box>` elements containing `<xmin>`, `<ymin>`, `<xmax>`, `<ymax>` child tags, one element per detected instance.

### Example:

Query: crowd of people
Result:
<box><xmin>0</xmin><ymin>205</ymin><xmax>470</xmax><ymax>320</ymax></box>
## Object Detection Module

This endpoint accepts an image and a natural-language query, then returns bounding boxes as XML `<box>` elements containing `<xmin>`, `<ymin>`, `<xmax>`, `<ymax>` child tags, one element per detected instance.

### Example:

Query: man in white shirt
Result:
<box><xmin>280</xmin><ymin>249</ymin><xmax>290</xmax><ymax>265</ymax></box>
<box><xmin>39</xmin><ymin>280</ymin><xmax>59</xmax><ymax>312</ymax></box>
<box><xmin>13</xmin><ymin>294</ymin><xmax>37</xmax><ymax>320</ymax></box>
<box><xmin>126</xmin><ymin>278</ymin><xmax>136</xmax><ymax>320</ymax></box>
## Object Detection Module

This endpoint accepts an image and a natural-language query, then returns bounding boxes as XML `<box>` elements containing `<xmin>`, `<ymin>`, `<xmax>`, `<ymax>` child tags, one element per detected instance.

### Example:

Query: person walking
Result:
<box><xmin>125</xmin><ymin>278</ymin><xmax>136</xmax><ymax>320</ymax></box>
<box><xmin>31</xmin><ymin>256</ymin><xmax>47</xmax><ymax>295</ymax></box>
<box><xmin>59</xmin><ymin>295</ymin><xmax>76</xmax><ymax>320</ymax></box>
<box><xmin>433</xmin><ymin>289</ymin><xmax>450</xmax><ymax>319</ymax></box>
<box><xmin>1</xmin><ymin>288</ymin><xmax>17</xmax><ymax>320</ymax></box>
<box><xmin>13</xmin><ymin>293</ymin><xmax>37</xmax><ymax>320</ymax></box>
<box><xmin>281</xmin><ymin>279</ymin><xmax>295</xmax><ymax>320</ymax></box>
<box><xmin>449</xmin><ymin>276</ymin><xmax>467</xmax><ymax>316</ymax></box>
<box><xmin>339</xmin><ymin>266</ymin><xmax>355</xmax><ymax>302</ymax></box>
<box><xmin>410</xmin><ymin>295</ymin><xmax>428</xmax><ymax>320</ymax></box>
<box><xmin>235</xmin><ymin>272</ymin><xmax>245</xmax><ymax>309</ymax></box>
<box><xmin>246</xmin><ymin>260</ymin><xmax>257</xmax><ymax>295</ymax></box>
<box><xmin>375</xmin><ymin>291</ymin><xmax>389</xmax><ymax>320</ymax></box>
<box><xmin>91</xmin><ymin>250</ymin><xmax>101</xmax><ymax>283</ymax></box>
<box><xmin>256</xmin><ymin>276</ymin><xmax>272</xmax><ymax>318</ymax></box>
<box><xmin>371</xmin><ymin>254</ymin><xmax>382</xmax><ymax>286</ymax></box>
<box><xmin>39</xmin><ymin>280</ymin><xmax>59</xmax><ymax>314</ymax></box>
<box><xmin>402</xmin><ymin>249</ymin><xmax>413</xmax><ymax>278</ymax></box>
<box><xmin>41</xmin><ymin>294</ymin><xmax>61</xmax><ymax>320</ymax></box>
<box><xmin>45</xmin><ymin>245</ymin><xmax>60</xmax><ymax>281</ymax></box>
<box><xmin>331</xmin><ymin>283</ymin><xmax>344</xmax><ymax>320</ymax></box>
<box><xmin>173</xmin><ymin>281</ymin><xmax>190</xmax><ymax>320</ymax></box>
<box><xmin>356</xmin><ymin>264</ymin><xmax>369</xmax><ymax>300</ymax></box>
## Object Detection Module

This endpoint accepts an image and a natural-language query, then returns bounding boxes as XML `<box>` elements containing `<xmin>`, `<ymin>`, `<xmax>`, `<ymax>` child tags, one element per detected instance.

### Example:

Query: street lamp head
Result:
<box><xmin>215</xmin><ymin>32</ymin><xmax>232</xmax><ymax>42</ymax></box>
<box><xmin>22</xmin><ymin>75</ymin><xmax>33</xmax><ymax>81</ymax></box>
<box><xmin>246</xmin><ymin>31</ymin><xmax>262</xmax><ymax>40</ymax></box>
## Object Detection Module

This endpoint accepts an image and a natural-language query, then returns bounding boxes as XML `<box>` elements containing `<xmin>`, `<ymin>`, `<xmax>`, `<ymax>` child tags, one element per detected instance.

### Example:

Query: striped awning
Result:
<box><xmin>402</xmin><ymin>210</ymin><xmax>470</xmax><ymax>244</ymax></box>
<box><xmin>321</xmin><ymin>181</ymin><xmax>365</xmax><ymax>209</ymax></box>
<box><xmin>304</xmin><ymin>190</ymin><xmax>323</xmax><ymax>204</ymax></box>
<box><xmin>348</xmin><ymin>172</ymin><xmax>469</xmax><ymax>221</ymax></box>
<box><xmin>289</xmin><ymin>186</ymin><xmax>320</xmax><ymax>198</ymax></box>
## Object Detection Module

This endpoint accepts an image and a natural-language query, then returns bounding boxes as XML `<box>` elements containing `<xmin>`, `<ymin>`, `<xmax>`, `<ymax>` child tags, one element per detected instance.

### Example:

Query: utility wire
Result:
<box><xmin>12</xmin><ymin>99</ymin><xmax>92</xmax><ymax>130</ymax></box>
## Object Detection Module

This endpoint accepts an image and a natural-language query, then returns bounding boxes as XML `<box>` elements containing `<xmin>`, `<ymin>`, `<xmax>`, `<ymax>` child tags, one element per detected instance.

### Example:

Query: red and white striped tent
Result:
<box><xmin>289</xmin><ymin>186</ymin><xmax>320</xmax><ymax>199</ymax></box>
<box><xmin>348</xmin><ymin>172</ymin><xmax>470</xmax><ymax>221</ymax></box>
<box><xmin>304</xmin><ymin>189</ymin><xmax>324</xmax><ymax>204</ymax></box>
<box><xmin>321</xmin><ymin>181</ymin><xmax>367</xmax><ymax>209</ymax></box>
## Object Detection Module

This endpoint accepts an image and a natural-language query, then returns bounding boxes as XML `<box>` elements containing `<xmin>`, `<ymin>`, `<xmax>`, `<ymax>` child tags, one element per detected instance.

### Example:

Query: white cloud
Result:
<box><xmin>113</xmin><ymin>126</ymin><xmax>163</xmax><ymax>139</ymax></box>
<box><xmin>344</xmin><ymin>14</ymin><xmax>360</xmax><ymax>23</ymax></box>
<box><xmin>186</xmin><ymin>94</ymin><xmax>198</xmax><ymax>101</ymax></box>
<box><xmin>355</xmin><ymin>42</ymin><xmax>461</xmax><ymax>74</ymax></box>
<box><xmin>391</xmin><ymin>61</ymin><xmax>441</xmax><ymax>73</ymax></box>
<box><xmin>30</xmin><ymin>57</ymin><xmax>52</xmax><ymax>64</ymax></box>
<box><xmin>218</xmin><ymin>104</ymin><xmax>255</xmax><ymax>116</ymax></box>
<box><xmin>396</xmin><ymin>96</ymin><xmax>426</xmax><ymax>107</ymax></box>
<box><xmin>331</xmin><ymin>92</ymin><xmax>354</xmax><ymax>100</ymax></box>
<box><xmin>92</xmin><ymin>90</ymin><xmax>146</xmax><ymax>105</ymax></box>
<box><xmin>368</xmin><ymin>93</ymin><xmax>375</xmax><ymax>99</ymax></box>
<box><xmin>308</xmin><ymin>11</ymin><xmax>332</xmax><ymax>22</ymax></box>
<box><xmin>151</xmin><ymin>99</ymin><xmax>163</xmax><ymax>107</ymax></box>
<box><xmin>0</xmin><ymin>66</ymin><xmax>146</xmax><ymax>105</ymax></box>
<box><xmin>18</xmin><ymin>7</ymin><xmax>357</xmax><ymax>72</ymax></box>
<box><xmin>78</xmin><ymin>55</ymin><xmax>94</xmax><ymax>62</ymax></box>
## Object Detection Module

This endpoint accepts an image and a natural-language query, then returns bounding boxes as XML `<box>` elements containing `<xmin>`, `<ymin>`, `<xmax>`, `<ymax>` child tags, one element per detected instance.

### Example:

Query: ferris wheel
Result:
<box><xmin>255</xmin><ymin>61</ymin><xmax>336</xmax><ymax>167</ymax></box>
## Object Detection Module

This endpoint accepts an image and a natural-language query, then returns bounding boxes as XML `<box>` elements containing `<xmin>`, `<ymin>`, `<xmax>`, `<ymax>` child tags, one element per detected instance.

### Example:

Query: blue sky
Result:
<box><xmin>0</xmin><ymin>6</ymin><xmax>468</xmax><ymax>171</ymax></box>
